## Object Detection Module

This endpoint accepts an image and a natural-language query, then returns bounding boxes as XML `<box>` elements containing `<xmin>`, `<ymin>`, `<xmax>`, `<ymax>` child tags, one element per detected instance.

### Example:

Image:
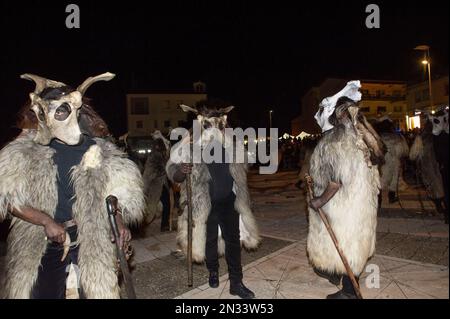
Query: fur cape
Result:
<box><xmin>307</xmin><ymin>124</ymin><xmax>380</xmax><ymax>276</ymax></box>
<box><xmin>0</xmin><ymin>131</ymin><xmax>144</xmax><ymax>299</ymax></box>
<box><xmin>380</xmin><ymin>133</ymin><xmax>409</xmax><ymax>192</ymax></box>
<box><xmin>409</xmin><ymin>132</ymin><xmax>444</xmax><ymax>199</ymax></box>
<box><xmin>142</xmin><ymin>154</ymin><xmax>168</xmax><ymax>223</ymax></box>
<box><xmin>166</xmin><ymin>152</ymin><xmax>260</xmax><ymax>263</ymax></box>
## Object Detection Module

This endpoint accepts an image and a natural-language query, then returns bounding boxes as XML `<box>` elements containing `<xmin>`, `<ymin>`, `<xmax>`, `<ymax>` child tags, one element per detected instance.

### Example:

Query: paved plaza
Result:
<box><xmin>0</xmin><ymin>170</ymin><xmax>448</xmax><ymax>299</ymax></box>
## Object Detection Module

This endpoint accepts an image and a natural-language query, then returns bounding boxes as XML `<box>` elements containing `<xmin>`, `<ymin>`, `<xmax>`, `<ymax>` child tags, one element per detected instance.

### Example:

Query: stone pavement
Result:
<box><xmin>172</xmin><ymin>170</ymin><xmax>448</xmax><ymax>299</ymax></box>
<box><xmin>0</xmin><ymin>170</ymin><xmax>448</xmax><ymax>299</ymax></box>
<box><xmin>177</xmin><ymin>240</ymin><xmax>449</xmax><ymax>299</ymax></box>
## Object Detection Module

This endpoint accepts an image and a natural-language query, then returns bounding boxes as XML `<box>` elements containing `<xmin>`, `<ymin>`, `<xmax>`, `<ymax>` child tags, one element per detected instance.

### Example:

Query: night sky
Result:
<box><xmin>0</xmin><ymin>1</ymin><xmax>448</xmax><ymax>145</ymax></box>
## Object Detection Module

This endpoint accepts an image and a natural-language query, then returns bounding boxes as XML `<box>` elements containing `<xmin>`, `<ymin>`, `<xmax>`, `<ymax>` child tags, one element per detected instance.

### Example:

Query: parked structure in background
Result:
<box><xmin>406</xmin><ymin>75</ymin><xmax>449</xmax><ymax>130</ymax></box>
<box><xmin>126</xmin><ymin>81</ymin><xmax>207</xmax><ymax>137</ymax></box>
<box><xmin>292</xmin><ymin>78</ymin><xmax>408</xmax><ymax>135</ymax></box>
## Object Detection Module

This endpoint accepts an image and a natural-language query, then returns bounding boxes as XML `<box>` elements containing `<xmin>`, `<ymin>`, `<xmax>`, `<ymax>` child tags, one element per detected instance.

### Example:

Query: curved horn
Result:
<box><xmin>179</xmin><ymin>104</ymin><xmax>198</xmax><ymax>114</ymax></box>
<box><xmin>77</xmin><ymin>72</ymin><xmax>116</xmax><ymax>95</ymax></box>
<box><xmin>218</xmin><ymin>105</ymin><xmax>235</xmax><ymax>114</ymax></box>
<box><xmin>20</xmin><ymin>73</ymin><xmax>66</xmax><ymax>94</ymax></box>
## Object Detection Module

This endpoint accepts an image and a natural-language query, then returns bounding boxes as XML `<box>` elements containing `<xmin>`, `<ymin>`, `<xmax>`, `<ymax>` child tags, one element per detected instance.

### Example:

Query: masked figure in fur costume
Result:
<box><xmin>307</xmin><ymin>81</ymin><xmax>385</xmax><ymax>299</ymax></box>
<box><xmin>373</xmin><ymin>116</ymin><xmax>409</xmax><ymax>205</ymax></box>
<box><xmin>0</xmin><ymin>73</ymin><xmax>144</xmax><ymax>299</ymax></box>
<box><xmin>142</xmin><ymin>130</ymin><xmax>171</xmax><ymax>230</ymax></box>
<box><xmin>166</xmin><ymin>102</ymin><xmax>260</xmax><ymax>299</ymax></box>
<box><xmin>409</xmin><ymin>107</ymin><xmax>449</xmax><ymax>223</ymax></box>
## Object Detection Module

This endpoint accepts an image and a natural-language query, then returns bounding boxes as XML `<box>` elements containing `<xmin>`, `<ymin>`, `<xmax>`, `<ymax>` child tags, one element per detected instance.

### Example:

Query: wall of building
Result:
<box><xmin>292</xmin><ymin>78</ymin><xmax>408</xmax><ymax>134</ymax></box>
<box><xmin>406</xmin><ymin>75</ymin><xmax>449</xmax><ymax>112</ymax></box>
<box><xmin>127</xmin><ymin>93</ymin><xmax>207</xmax><ymax>136</ymax></box>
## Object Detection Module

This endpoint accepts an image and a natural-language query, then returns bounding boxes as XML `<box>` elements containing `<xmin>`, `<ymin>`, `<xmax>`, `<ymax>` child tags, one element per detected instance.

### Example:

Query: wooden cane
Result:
<box><xmin>186</xmin><ymin>173</ymin><xmax>194</xmax><ymax>287</ymax></box>
<box><xmin>169</xmin><ymin>186</ymin><xmax>175</xmax><ymax>231</ymax></box>
<box><xmin>305</xmin><ymin>174</ymin><xmax>363</xmax><ymax>299</ymax></box>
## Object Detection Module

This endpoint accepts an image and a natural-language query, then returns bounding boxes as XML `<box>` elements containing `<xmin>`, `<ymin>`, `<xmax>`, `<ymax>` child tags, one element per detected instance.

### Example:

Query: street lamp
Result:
<box><xmin>269</xmin><ymin>110</ymin><xmax>273</xmax><ymax>128</ymax></box>
<box><xmin>414</xmin><ymin>45</ymin><xmax>433</xmax><ymax>111</ymax></box>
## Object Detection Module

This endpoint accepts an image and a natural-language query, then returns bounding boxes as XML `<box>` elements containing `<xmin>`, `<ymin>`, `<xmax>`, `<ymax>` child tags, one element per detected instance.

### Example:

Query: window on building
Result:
<box><xmin>164</xmin><ymin>120</ymin><xmax>171</xmax><ymax>128</ymax></box>
<box><xmin>394</xmin><ymin>106</ymin><xmax>403</xmax><ymax>112</ymax></box>
<box><xmin>377</xmin><ymin>106</ymin><xmax>387</xmax><ymax>113</ymax></box>
<box><xmin>136</xmin><ymin>120</ymin><xmax>143</xmax><ymax>129</ymax></box>
<box><xmin>154</xmin><ymin>120</ymin><xmax>158</xmax><ymax>129</ymax></box>
<box><xmin>361</xmin><ymin>90</ymin><xmax>369</xmax><ymax>96</ymax></box>
<box><xmin>376</xmin><ymin>90</ymin><xmax>385</xmax><ymax>97</ymax></box>
<box><xmin>393</xmin><ymin>90</ymin><xmax>401</xmax><ymax>97</ymax></box>
<box><xmin>130</xmin><ymin>97</ymin><xmax>149</xmax><ymax>115</ymax></box>
<box><xmin>360</xmin><ymin>107</ymin><xmax>370</xmax><ymax>113</ymax></box>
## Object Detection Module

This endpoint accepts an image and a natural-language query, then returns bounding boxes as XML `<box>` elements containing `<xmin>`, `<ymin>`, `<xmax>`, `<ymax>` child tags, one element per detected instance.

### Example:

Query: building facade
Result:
<box><xmin>126</xmin><ymin>81</ymin><xmax>207</xmax><ymax>136</ymax></box>
<box><xmin>406</xmin><ymin>75</ymin><xmax>449</xmax><ymax>112</ymax></box>
<box><xmin>292</xmin><ymin>78</ymin><xmax>408</xmax><ymax>135</ymax></box>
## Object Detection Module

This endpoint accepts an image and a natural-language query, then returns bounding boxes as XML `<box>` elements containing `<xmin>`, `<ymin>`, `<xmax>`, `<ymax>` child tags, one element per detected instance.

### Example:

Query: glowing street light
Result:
<box><xmin>414</xmin><ymin>45</ymin><xmax>433</xmax><ymax>111</ymax></box>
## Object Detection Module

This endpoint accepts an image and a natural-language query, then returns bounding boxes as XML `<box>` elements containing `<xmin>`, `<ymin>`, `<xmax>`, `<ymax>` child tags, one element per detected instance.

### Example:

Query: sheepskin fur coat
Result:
<box><xmin>307</xmin><ymin>124</ymin><xmax>380</xmax><ymax>276</ymax></box>
<box><xmin>166</xmin><ymin>150</ymin><xmax>260</xmax><ymax>263</ymax></box>
<box><xmin>380</xmin><ymin>133</ymin><xmax>409</xmax><ymax>192</ymax></box>
<box><xmin>0</xmin><ymin>131</ymin><xmax>144</xmax><ymax>299</ymax></box>
<box><xmin>409</xmin><ymin>129</ymin><xmax>445</xmax><ymax>200</ymax></box>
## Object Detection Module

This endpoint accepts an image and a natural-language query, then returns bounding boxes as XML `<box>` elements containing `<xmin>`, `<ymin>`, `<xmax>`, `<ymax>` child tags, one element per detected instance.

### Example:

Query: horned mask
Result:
<box><xmin>180</xmin><ymin>104</ymin><xmax>235</xmax><ymax>148</ymax></box>
<box><xmin>315</xmin><ymin>80</ymin><xmax>362</xmax><ymax>132</ymax></box>
<box><xmin>427</xmin><ymin>107</ymin><xmax>449</xmax><ymax>136</ymax></box>
<box><xmin>21</xmin><ymin>72</ymin><xmax>115</xmax><ymax>145</ymax></box>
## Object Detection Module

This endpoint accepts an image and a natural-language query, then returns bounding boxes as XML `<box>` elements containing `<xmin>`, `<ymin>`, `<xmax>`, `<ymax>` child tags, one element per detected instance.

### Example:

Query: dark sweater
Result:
<box><xmin>49</xmin><ymin>135</ymin><xmax>96</xmax><ymax>223</ymax></box>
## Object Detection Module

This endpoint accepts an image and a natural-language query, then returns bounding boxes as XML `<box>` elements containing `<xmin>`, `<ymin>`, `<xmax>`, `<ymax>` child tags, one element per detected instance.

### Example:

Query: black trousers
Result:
<box><xmin>205</xmin><ymin>193</ymin><xmax>243</xmax><ymax>283</ymax></box>
<box><xmin>31</xmin><ymin>226</ymin><xmax>81</xmax><ymax>299</ymax></box>
<box><xmin>160</xmin><ymin>185</ymin><xmax>171</xmax><ymax>229</ymax></box>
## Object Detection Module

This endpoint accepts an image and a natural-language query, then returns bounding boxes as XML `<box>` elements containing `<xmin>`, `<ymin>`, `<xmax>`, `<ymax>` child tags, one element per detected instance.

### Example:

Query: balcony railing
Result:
<box><xmin>362</xmin><ymin>94</ymin><xmax>406</xmax><ymax>101</ymax></box>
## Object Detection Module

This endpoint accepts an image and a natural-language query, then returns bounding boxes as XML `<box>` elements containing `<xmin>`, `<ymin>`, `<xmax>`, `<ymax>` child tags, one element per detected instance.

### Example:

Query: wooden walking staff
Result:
<box><xmin>305</xmin><ymin>174</ymin><xmax>363</xmax><ymax>299</ymax></box>
<box><xmin>186</xmin><ymin>172</ymin><xmax>194</xmax><ymax>287</ymax></box>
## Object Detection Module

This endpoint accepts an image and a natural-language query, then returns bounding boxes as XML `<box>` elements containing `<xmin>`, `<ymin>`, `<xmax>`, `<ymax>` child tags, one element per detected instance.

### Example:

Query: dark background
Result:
<box><xmin>0</xmin><ymin>0</ymin><xmax>448</xmax><ymax>145</ymax></box>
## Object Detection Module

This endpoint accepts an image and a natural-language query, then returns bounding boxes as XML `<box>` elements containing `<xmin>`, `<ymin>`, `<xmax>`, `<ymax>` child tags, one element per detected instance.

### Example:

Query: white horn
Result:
<box><xmin>20</xmin><ymin>73</ymin><xmax>66</xmax><ymax>94</ymax></box>
<box><xmin>77</xmin><ymin>72</ymin><xmax>116</xmax><ymax>95</ymax></box>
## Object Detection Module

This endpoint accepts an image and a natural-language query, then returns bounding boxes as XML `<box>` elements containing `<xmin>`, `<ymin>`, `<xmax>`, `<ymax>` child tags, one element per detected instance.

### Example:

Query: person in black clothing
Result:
<box><xmin>166</xmin><ymin>102</ymin><xmax>261</xmax><ymax>299</ymax></box>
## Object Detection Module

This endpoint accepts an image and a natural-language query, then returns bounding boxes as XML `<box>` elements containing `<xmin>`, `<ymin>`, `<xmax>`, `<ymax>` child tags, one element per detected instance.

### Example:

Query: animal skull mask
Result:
<box><xmin>427</xmin><ymin>107</ymin><xmax>449</xmax><ymax>136</ymax></box>
<box><xmin>180</xmin><ymin>104</ymin><xmax>234</xmax><ymax>148</ymax></box>
<box><xmin>315</xmin><ymin>80</ymin><xmax>362</xmax><ymax>132</ymax></box>
<box><xmin>21</xmin><ymin>72</ymin><xmax>115</xmax><ymax>145</ymax></box>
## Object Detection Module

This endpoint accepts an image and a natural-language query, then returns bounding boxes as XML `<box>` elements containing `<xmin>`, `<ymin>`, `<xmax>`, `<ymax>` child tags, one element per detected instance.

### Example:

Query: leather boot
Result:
<box><xmin>230</xmin><ymin>281</ymin><xmax>255</xmax><ymax>299</ymax></box>
<box><xmin>209</xmin><ymin>271</ymin><xmax>219</xmax><ymax>288</ymax></box>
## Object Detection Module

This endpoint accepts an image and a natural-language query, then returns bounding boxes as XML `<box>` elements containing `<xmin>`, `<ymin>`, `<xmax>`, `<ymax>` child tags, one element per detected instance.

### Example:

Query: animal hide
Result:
<box><xmin>166</xmin><ymin>158</ymin><xmax>260</xmax><ymax>263</ymax></box>
<box><xmin>0</xmin><ymin>131</ymin><xmax>144</xmax><ymax>298</ymax></box>
<box><xmin>409</xmin><ymin>133</ymin><xmax>444</xmax><ymax>199</ymax></box>
<box><xmin>380</xmin><ymin>133</ymin><xmax>409</xmax><ymax>192</ymax></box>
<box><xmin>307</xmin><ymin>124</ymin><xmax>380</xmax><ymax>276</ymax></box>
<box><xmin>142</xmin><ymin>132</ymin><xmax>170</xmax><ymax>223</ymax></box>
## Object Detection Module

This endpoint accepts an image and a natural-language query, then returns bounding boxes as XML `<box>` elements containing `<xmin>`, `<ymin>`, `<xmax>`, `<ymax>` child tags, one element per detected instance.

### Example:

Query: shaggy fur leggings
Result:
<box><xmin>205</xmin><ymin>192</ymin><xmax>243</xmax><ymax>283</ymax></box>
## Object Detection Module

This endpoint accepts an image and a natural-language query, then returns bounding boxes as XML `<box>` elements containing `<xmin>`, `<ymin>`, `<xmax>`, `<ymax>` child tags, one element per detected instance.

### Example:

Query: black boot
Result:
<box><xmin>209</xmin><ymin>271</ymin><xmax>219</xmax><ymax>288</ymax></box>
<box><xmin>230</xmin><ymin>281</ymin><xmax>255</xmax><ymax>299</ymax></box>
<box><xmin>313</xmin><ymin>267</ymin><xmax>342</xmax><ymax>286</ymax></box>
<box><xmin>326</xmin><ymin>275</ymin><xmax>358</xmax><ymax>299</ymax></box>
<box><xmin>388</xmin><ymin>191</ymin><xmax>399</xmax><ymax>204</ymax></box>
